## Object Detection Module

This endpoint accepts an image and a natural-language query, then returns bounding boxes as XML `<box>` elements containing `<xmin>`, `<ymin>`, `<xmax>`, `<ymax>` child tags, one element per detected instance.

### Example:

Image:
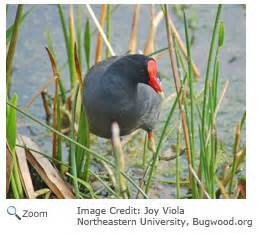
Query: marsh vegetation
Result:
<box><xmin>6</xmin><ymin>4</ymin><xmax>246</xmax><ymax>199</ymax></box>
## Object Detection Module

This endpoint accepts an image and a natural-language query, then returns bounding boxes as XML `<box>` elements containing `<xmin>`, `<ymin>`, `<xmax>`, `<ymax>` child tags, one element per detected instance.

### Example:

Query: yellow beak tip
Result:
<box><xmin>158</xmin><ymin>92</ymin><xmax>165</xmax><ymax>99</ymax></box>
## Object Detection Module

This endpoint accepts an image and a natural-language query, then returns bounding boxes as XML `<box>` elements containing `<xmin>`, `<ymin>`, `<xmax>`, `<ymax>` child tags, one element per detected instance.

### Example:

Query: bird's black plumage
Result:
<box><xmin>83</xmin><ymin>54</ymin><xmax>162</xmax><ymax>138</ymax></box>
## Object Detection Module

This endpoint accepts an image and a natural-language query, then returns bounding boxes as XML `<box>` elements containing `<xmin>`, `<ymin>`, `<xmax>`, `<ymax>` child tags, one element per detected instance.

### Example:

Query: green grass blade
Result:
<box><xmin>56</xmin><ymin>89</ymin><xmax>63</xmax><ymax>173</ymax></box>
<box><xmin>44</xmin><ymin>30</ymin><xmax>66</xmax><ymax>104</ymax></box>
<box><xmin>7</xmin><ymin>94</ymin><xmax>24</xmax><ymax>198</ymax></box>
<box><xmin>176</xmin><ymin>129</ymin><xmax>181</xmax><ymax>199</ymax></box>
<box><xmin>6</xmin><ymin>4</ymin><xmax>23</xmax><ymax>93</ymax></box>
<box><xmin>147</xmin><ymin>47</ymin><xmax>168</xmax><ymax>57</ymax></box>
<box><xmin>183</xmin><ymin>11</ymin><xmax>198</xmax><ymax>196</ymax></box>
<box><xmin>6</xmin><ymin>6</ymin><xmax>35</xmax><ymax>44</ymax></box>
<box><xmin>69</xmin><ymin>85</ymin><xmax>80</xmax><ymax>198</ymax></box>
<box><xmin>77</xmin><ymin>105</ymin><xmax>91</xmax><ymax>181</ymax></box>
<box><xmin>57</xmin><ymin>5</ymin><xmax>76</xmax><ymax>88</ymax></box>
<box><xmin>240</xmin><ymin>111</ymin><xmax>246</xmax><ymax>130</ymax></box>
<box><xmin>7</xmin><ymin>94</ymin><xmax>17</xmax><ymax>149</ymax></box>
<box><xmin>201</xmin><ymin>4</ymin><xmax>222</xmax><ymax>135</ymax></box>
<box><xmin>10</xmin><ymin>174</ymin><xmax>19</xmax><ymax>199</ymax></box>
<box><xmin>90</xmin><ymin>170</ymin><xmax>120</xmax><ymax>198</ymax></box>
<box><xmin>57</xmin><ymin>5</ymin><xmax>69</xmax><ymax>55</ymax></box>
<box><xmin>84</xmin><ymin>19</ymin><xmax>91</xmax><ymax>71</ymax></box>
<box><xmin>66</xmin><ymin>172</ymin><xmax>95</xmax><ymax>198</ymax></box>
<box><xmin>218</xmin><ymin>21</ymin><xmax>224</xmax><ymax>47</ymax></box>
<box><xmin>145</xmin><ymin>88</ymin><xmax>182</xmax><ymax>194</ymax></box>
<box><xmin>76</xmin><ymin>5</ymin><xmax>82</xmax><ymax>69</ymax></box>
<box><xmin>142</xmin><ymin>134</ymin><xmax>148</xmax><ymax>168</ymax></box>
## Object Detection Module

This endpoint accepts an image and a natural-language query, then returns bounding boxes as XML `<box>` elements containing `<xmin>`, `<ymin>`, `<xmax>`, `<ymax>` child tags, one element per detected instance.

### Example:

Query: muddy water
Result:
<box><xmin>7</xmin><ymin>5</ymin><xmax>245</xmax><ymax>198</ymax></box>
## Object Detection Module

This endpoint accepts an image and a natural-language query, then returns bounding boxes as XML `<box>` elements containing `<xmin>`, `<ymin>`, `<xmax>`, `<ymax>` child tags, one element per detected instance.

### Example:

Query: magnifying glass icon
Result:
<box><xmin>7</xmin><ymin>206</ymin><xmax>21</xmax><ymax>220</ymax></box>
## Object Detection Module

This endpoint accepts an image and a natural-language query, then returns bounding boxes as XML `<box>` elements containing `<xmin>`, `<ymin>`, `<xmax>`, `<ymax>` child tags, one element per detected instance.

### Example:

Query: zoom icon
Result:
<box><xmin>7</xmin><ymin>206</ymin><xmax>21</xmax><ymax>220</ymax></box>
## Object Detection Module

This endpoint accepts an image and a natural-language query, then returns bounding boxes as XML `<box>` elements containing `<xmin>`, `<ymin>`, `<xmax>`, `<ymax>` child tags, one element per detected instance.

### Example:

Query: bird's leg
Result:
<box><xmin>147</xmin><ymin>131</ymin><xmax>156</xmax><ymax>152</ymax></box>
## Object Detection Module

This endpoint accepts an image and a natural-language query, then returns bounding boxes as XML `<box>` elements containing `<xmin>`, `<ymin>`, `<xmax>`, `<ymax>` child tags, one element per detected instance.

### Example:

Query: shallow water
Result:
<box><xmin>7</xmin><ymin>5</ymin><xmax>246</xmax><ymax>198</ymax></box>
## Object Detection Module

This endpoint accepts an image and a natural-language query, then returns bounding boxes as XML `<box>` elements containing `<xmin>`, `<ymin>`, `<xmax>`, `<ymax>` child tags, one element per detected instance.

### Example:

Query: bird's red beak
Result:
<box><xmin>147</xmin><ymin>60</ymin><xmax>165</xmax><ymax>99</ymax></box>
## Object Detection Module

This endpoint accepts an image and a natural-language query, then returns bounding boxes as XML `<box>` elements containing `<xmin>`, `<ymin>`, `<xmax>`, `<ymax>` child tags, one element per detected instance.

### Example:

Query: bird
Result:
<box><xmin>83</xmin><ymin>54</ymin><xmax>164</xmax><ymax>151</ymax></box>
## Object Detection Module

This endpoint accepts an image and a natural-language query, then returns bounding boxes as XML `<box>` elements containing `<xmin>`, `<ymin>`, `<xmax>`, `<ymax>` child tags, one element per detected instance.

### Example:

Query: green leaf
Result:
<box><xmin>69</xmin><ymin>85</ymin><xmax>80</xmax><ymax>198</ymax></box>
<box><xmin>84</xmin><ymin>19</ymin><xmax>91</xmax><ymax>71</ymax></box>
<box><xmin>76</xmin><ymin>105</ymin><xmax>90</xmax><ymax>180</ymax></box>
<box><xmin>6</xmin><ymin>5</ymin><xmax>24</xmax><ymax>94</ymax></box>
<box><xmin>6</xmin><ymin>6</ymin><xmax>35</xmax><ymax>44</ymax></box>
<box><xmin>7</xmin><ymin>94</ymin><xmax>25</xmax><ymax>198</ymax></box>
<box><xmin>66</xmin><ymin>172</ymin><xmax>96</xmax><ymax>198</ymax></box>
<box><xmin>7</xmin><ymin>94</ymin><xmax>17</xmax><ymax>150</ymax></box>
<box><xmin>57</xmin><ymin>5</ymin><xmax>69</xmax><ymax>54</ymax></box>
<box><xmin>218</xmin><ymin>21</ymin><xmax>224</xmax><ymax>47</ymax></box>
<box><xmin>57</xmin><ymin>5</ymin><xmax>75</xmax><ymax>89</ymax></box>
<box><xmin>76</xmin><ymin>5</ymin><xmax>82</xmax><ymax>67</ymax></box>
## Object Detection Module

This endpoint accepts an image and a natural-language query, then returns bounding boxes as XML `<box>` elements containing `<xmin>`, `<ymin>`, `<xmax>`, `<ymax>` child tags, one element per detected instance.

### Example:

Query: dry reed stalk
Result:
<box><xmin>69</xmin><ymin>5</ymin><xmax>76</xmax><ymax>86</ymax></box>
<box><xmin>128</xmin><ymin>4</ymin><xmax>140</xmax><ymax>54</ymax></box>
<box><xmin>162</xmin><ymin>91</ymin><xmax>177</xmax><ymax>106</ymax></box>
<box><xmin>228</xmin><ymin>123</ymin><xmax>241</xmax><ymax>193</ymax></box>
<box><xmin>85</xmin><ymin>4</ymin><xmax>115</xmax><ymax>56</ymax></box>
<box><xmin>20</xmin><ymin>135</ymin><xmax>75</xmax><ymax>199</ymax></box>
<box><xmin>98</xmin><ymin>160</ymin><xmax>117</xmax><ymax>189</ymax></box>
<box><xmin>121</xmin><ymin>130</ymin><xmax>141</xmax><ymax>147</ymax></box>
<box><xmin>74</xmin><ymin>43</ymin><xmax>84</xmax><ymax>92</ymax></box>
<box><xmin>214</xmin><ymin>81</ymin><xmax>229</xmax><ymax>118</ymax></box>
<box><xmin>205</xmin><ymin>81</ymin><xmax>229</xmax><ymax>147</ymax></box>
<box><xmin>144</xmin><ymin>7</ymin><xmax>163</xmax><ymax>56</ymax></box>
<box><xmin>234</xmin><ymin>124</ymin><xmax>241</xmax><ymax>155</ymax></box>
<box><xmin>6</xmin><ymin>144</ymin><xmax>13</xmax><ymax>193</ymax></box>
<box><xmin>237</xmin><ymin>178</ymin><xmax>246</xmax><ymax>198</ymax></box>
<box><xmin>216</xmin><ymin>124</ymin><xmax>244</xmax><ymax>198</ymax></box>
<box><xmin>95</xmin><ymin>4</ymin><xmax>107</xmax><ymax>63</ymax></box>
<box><xmin>169</xmin><ymin>17</ymin><xmax>200</xmax><ymax>78</ymax></box>
<box><xmin>216</xmin><ymin>177</ymin><xmax>229</xmax><ymax>199</ymax></box>
<box><xmin>69</xmin><ymin>5</ymin><xmax>76</xmax><ymax>48</ymax></box>
<box><xmin>111</xmin><ymin>122</ymin><xmax>128</xmax><ymax>198</ymax></box>
<box><xmin>25</xmin><ymin>78</ymin><xmax>51</xmax><ymax>109</ymax></box>
<box><xmin>33</xmin><ymin>188</ymin><xmax>50</xmax><ymax>198</ymax></box>
<box><xmin>45</xmin><ymin>47</ymin><xmax>59</xmax><ymax>163</ymax></box>
<box><xmin>144</xmin><ymin>5</ymin><xmax>155</xmax><ymax>55</ymax></box>
<box><xmin>6</xmin><ymin>5</ymin><xmax>23</xmax><ymax>91</ymax></box>
<box><xmin>40</xmin><ymin>90</ymin><xmax>51</xmax><ymax>124</ymax></box>
<box><xmin>235</xmin><ymin>148</ymin><xmax>246</xmax><ymax>169</ymax></box>
<box><xmin>189</xmin><ymin>165</ymin><xmax>211</xmax><ymax>199</ymax></box>
<box><xmin>16</xmin><ymin>136</ymin><xmax>35</xmax><ymax>198</ymax></box>
<box><xmin>164</xmin><ymin>5</ymin><xmax>193</xmax><ymax>187</ymax></box>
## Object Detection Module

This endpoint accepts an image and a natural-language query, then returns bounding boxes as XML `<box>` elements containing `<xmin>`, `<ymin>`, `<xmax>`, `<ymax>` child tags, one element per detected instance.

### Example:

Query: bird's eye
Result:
<box><xmin>156</xmin><ymin>77</ymin><xmax>161</xmax><ymax>85</ymax></box>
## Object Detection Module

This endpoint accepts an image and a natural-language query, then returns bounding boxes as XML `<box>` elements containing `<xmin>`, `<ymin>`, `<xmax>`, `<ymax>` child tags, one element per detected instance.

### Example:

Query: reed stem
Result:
<box><xmin>164</xmin><ymin>4</ymin><xmax>193</xmax><ymax>188</ymax></box>
<box><xmin>6</xmin><ymin>4</ymin><xmax>23</xmax><ymax>93</ymax></box>
<box><xmin>111</xmin><ymin>122</ymin><xmax>129</xmax><ymax>198</ymax></box>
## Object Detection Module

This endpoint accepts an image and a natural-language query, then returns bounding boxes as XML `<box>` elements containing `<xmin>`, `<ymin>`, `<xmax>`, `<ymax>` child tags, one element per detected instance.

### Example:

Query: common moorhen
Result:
<box><xmin>83</xmin><ymin>54</ymin><xmax>164</xmax><ymax>151</ymax></box>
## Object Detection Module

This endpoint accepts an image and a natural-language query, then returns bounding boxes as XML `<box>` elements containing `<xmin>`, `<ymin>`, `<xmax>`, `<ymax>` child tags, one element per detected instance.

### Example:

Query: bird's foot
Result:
<box><xmin>147</xmin><ymin>132</ymin><xmax>156</xmax><ymax>153</ymax></box>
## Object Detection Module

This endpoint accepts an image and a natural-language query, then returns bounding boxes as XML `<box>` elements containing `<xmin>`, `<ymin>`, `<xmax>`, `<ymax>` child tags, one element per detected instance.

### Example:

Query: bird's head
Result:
<box><xmin>123</xmin><ymin>54</ymin><xmax>165</xmax><ymax>98</ymax></box>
